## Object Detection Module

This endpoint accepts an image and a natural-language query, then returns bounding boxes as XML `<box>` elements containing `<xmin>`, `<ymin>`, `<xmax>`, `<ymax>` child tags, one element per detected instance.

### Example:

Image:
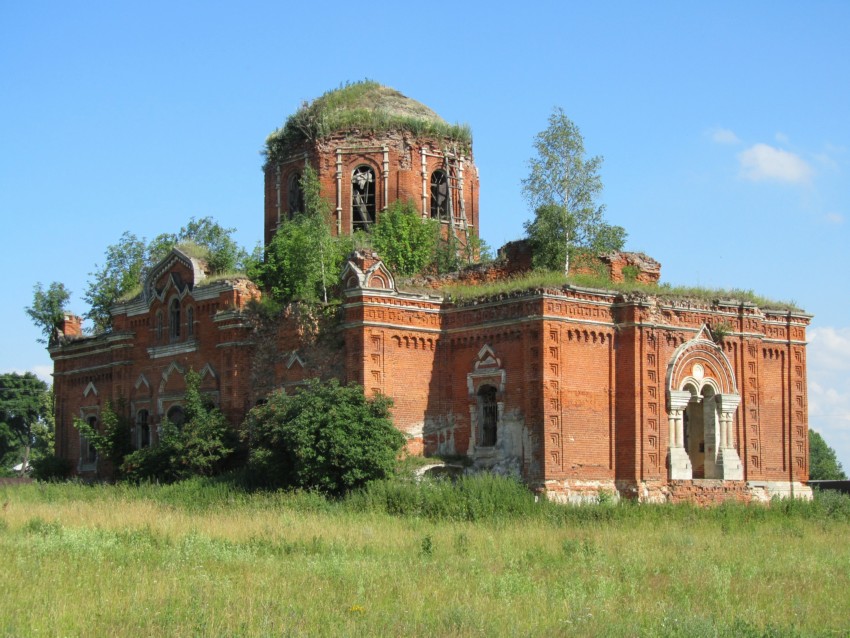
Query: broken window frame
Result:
<box><xmin>351</xmin><ymin>165</ymin><xmax>376</xmax><ymax>232</ymax></box>
<box><xmin>430</xmin><ymin>169</ymin><xmax>449</xmax><ymax>221</ymax></box>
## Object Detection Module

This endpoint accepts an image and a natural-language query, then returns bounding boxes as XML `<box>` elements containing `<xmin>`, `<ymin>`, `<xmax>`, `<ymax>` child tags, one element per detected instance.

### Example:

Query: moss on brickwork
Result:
<box><xmin>264</xmin><ymin>81</ymin><xmax>472</xmax><ymax>166</ymax></box>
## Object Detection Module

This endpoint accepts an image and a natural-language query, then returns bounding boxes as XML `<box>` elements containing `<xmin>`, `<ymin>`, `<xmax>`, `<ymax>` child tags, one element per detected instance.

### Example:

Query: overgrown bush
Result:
<box><xmin>244</xmin><ymin>379</ymin><xmax>405</xmax><ymax>495</ymax></box>
<box><xmin>250</xmin><ymin>167</ymin><xmax>352</xmax><ymax>303</ymax></box>
<box><xmin>74</xmin><ymin>400</ymin><xmax>134</xmax><ymax>479</ymax></box>
<box><xmin>121</xmin><ymin>370</ymin><xmax>236</xmax><ymax>483</ymax></box>
<box><xmin>29</xmin><ymin>454</ymin><xmax>72</xmax><ymax>481</ymax></box>
<box><xmin>370</xmin><ymin>200</ymin><xmax>438</xmax><ymax>276</ymax></box>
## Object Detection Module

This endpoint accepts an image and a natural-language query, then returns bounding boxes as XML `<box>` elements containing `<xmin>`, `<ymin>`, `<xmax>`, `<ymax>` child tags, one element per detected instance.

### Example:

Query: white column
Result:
<box><xmin>335</xmin><ymin>150</ymin><xmax>343</xmax><ymax>234</ymax></box>
<box><xmin>421</xmin><ymin>147</ymin><xmax>428</xmax><ymax>217</ymax></box>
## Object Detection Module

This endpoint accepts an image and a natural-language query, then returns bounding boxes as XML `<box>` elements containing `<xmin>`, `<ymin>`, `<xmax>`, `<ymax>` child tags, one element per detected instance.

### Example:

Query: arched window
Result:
<box><xmin>187</xmin><ymin>306</ymin><xmax>195</xmax><ymax>337</ymax></box>
<box><xmin>430</xmin><ymin>169</ymin><xmax>449</xmax><ymax>220</ymax></box>
<box><xmin>156</xmin><ymin>311</ymin><xmax>163</xmax><ymax>341</ymax></box>
<box><xmin>166</xmin><ymin>405</ymin><xmax>186</xmax><ymax>428</ymax></box>
<box><xmin>287</xmin><ymin>172</ymin><xmax>304</xmax><ymax>219</ymax></box>
<box><xmin>82</xmin><ymin>415</ymin><xmax>98</xmax><ymax>465</ymax></box>
<box><xmin>352</xmin><ymin>165</ymin><xmax>376</xmax><ymax>231</ymax></box>
<box><xmin>478</xmin><ymin>385</ymin><xmax>498</xmax><ymax>447</ymax></box>
<box><xmin>137</xmin><ymin>410</ymin><xmax>150</xmax><ymax>449</ymax></box>
<box><xmin>169</xmin><ymin>298</ymin><xmax>181</xmax><ymax>340</ymax></box>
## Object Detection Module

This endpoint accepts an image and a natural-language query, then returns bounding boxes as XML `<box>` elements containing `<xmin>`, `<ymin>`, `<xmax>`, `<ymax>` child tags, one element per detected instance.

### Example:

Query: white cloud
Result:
<box><xmin>708</xmin><ymin>127</ymin><xmax>740</xmax><ymax>145</ymax></box>
<box><xmin>738</xmin><ymin>143</ymin><xmax>813</xmax><ymax>184</ymax></box>
<box><xmin>808</xmin><ymin>326</ymin><xmax>850</xmax><ymax>473</ymax></box>
<box><xmin>825</xmin><ymin>212</ymin><xmax>844</xmax><ymax>224</ymax></box>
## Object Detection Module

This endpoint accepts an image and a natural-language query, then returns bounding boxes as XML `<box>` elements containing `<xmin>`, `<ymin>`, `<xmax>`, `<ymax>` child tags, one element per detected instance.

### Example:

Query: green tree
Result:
<box><xmin>370</xmin><ymin>199</ymin><xmax>438</xmax><ymax>276</ymax></box>
<box><xmin>147</xmin><ymin>217</ymin><xmax>249</xmax><ymax>275</ymax></box>
<box><xmin>74</xmin><ymin>400</ymin><xmax>134</xmax><ymax>480</ymax></box>
<box><xmin>0</xmin><ymin>373</ymin><xmax>50</xmax><ymax>474</ymax></box>
<box><xmin>252</xmin><ymin>167</ymin><xmax>351</xmax><ymax>303</ymax></box>
<box><xmin>522</xmin><ymin>108</ymin><xmax>626</xmax><ymax>273</ymax></box>
<box><xmin>809</xmin><ymin>429</ymin><xmax>847</xmax><ymax>480</ymax></box>
<box><xmin>84</xmin><ymin>217</ymin><xmax>250</xmax><ymax>334</ymax></box>
<box><xmin>25</xmin><ymin>282</ymin><xmax>71</xmax><ymax>345</ymax></box>
<box><xmin>120</xmin><ymin>369</ymin><xmax>235</xmax><ymax>482</ymax></box>
<box><xmin>245</xmin><ymin>379</ymin><xmax>404</xmax><ymax>495</ymax></box>
<box><xmin>83</xmin><ymin>232</ymin><xmax>147</xmax><ymax>334</ymax></box>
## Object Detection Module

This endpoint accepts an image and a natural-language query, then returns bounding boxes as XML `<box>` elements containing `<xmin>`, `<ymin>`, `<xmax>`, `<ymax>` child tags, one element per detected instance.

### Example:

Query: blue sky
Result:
<box><xmin>2</xmin><ymin>2</ymin><xmax>849</xmax><ymax>471</ymax></box>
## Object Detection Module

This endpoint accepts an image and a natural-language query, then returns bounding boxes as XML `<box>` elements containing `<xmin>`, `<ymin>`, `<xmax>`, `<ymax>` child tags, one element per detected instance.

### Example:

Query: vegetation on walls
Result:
<box><xmin>250</xmin><ymin>167</ymin><xmax>352</xmax><ymax>304</ymax></box>
<box><xmin>119</xmin><ymin>370</ymin><xmax>236</xmax><ymax>483</ymax></box>
<box><xmin>84</xmin><ymin>217</ymin><xmax>257</xmax><ymax>334</ymax></box>
<box><xmin>264</xmin><ymin>81</ymin><xmax>472</xmax><ymax>167</ymax></box>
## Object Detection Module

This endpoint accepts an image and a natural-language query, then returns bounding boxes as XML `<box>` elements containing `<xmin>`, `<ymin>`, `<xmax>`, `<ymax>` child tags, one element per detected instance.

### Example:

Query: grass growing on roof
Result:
<box><xmin>264</xmin><ymin>81</ymin><xmax>472</xmax><ymax>166</ymax></box>
<box><xmin>440</xmin><ymin>270</ymin><xmax>802</xmax><ymax>311</ymax></box>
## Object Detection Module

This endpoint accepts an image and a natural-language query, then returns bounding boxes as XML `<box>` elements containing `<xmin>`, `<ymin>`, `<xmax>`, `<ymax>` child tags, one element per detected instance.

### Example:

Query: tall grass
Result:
<box><xmin>2</xmin><ymin>477</ymin><xmax>848</xmax><ymax>636</ymax></box>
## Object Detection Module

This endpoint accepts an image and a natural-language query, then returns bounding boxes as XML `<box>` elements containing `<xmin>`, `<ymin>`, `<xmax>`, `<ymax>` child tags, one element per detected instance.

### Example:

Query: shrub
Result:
<box><xmin>121</xmin><ymin>370</ymin><xmax>236</xmax><ymax>483</ymax></box>
<box><xmin>30</xmin><ymin>454</ymin><xmax>72</xmax><ymax>481</ymax></box>
<box><xmin>245</xmin><ymin>379</ymin><xmax>405</xmax><ymax>495</ymax></box>
<box><xmin>370</xmin><ymin>200</ymin><xmax>438</xmax><ymax>276</ymax></box>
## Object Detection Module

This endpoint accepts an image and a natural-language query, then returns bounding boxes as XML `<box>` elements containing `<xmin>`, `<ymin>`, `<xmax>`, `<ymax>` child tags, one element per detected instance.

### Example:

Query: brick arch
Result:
<box><xmin>666</xmin><ymin>326</ymin><xmax>737</xmax><ymax>396</ymax></box>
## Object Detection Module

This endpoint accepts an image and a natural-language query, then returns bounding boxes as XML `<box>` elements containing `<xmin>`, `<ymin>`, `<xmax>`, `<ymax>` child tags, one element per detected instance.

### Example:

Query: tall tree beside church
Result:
<box><xmin>25</xmin><ymin>282</ymin><xmax>71</xmax><ymax>345</ymax></box>
<box><xmin>0</xmin><ymin>373</ymin><xmax>50</xmax><ymax>474</ymax></box>
<box><xmin>522</xmin><ymin>108</ymin><xmax>626</xmax><ymax>273</ymax></box>
<box><xmin>809</xmin><ymin>429</ymin><xmax>847</xmax><ymax>480</ymax></box>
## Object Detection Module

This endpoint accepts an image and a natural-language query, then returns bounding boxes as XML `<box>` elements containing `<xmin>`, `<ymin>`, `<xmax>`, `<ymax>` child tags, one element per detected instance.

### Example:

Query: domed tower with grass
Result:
<box><xmin>262</xmin><ymin>81</ymin><xmax>478</xmax><ymax>252</ymax></box>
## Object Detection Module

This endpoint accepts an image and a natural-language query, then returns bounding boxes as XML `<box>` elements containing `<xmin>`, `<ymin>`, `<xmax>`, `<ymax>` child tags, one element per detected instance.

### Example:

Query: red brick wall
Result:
<box><xmin>264</xmin><ymin>133</ymin><xmax>479</xmax><ymax>249</ymax></box>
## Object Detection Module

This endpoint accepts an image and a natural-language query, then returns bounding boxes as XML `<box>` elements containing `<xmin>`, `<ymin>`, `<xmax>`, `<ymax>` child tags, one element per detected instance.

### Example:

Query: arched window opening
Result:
<box><xmin>169</xmin><ymin>298</ymin><xmax>181</xmax><ymax>340</ymax></box>
<box><xmin>156</xmin><ymin>311</ymin><xmax>163</xmax><ymax>341</ymax></box>
<box><xmin>430</xmin><ymin>170</ymin><xmax>449</xmax><ymax>220</ymax></box>
<box><xmin>137</xmin><ymin>409</ymin><xmax>150</xmax><ymax>449</ymax></box>
<box><xmin>287</xmin><ymin>172</ymin><xmax>304</xmax><ymax>219</ymax></box>
<box><xmin>478</xmin><ymin>385</ymin><xmax>498</xmax><ymax>447</ymax></box>
<box><xmin>187</xmin><ymin>306</ymin><xmax>195</xmax><ymax>337</ymax></box>
<box><xmin>82</xmin><ymin>416</ymin><xmax>98</xmax><ymax>465</ymax></box>
<box><xmin>166</xmin><ymin>405</ymin><xmax>186</xmax><ymax>428</ymax></box>
<box><xmin>352</xmin><ymin>165</ymin><xmax>376</xmax><ymax>231</ymax></box>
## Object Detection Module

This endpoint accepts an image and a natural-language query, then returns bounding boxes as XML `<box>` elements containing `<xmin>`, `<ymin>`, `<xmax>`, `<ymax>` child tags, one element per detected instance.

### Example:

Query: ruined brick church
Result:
<box><xmin>50</xmin><ymin>83</ymin><xmax>813</xmax><ymax>502</ymax></box>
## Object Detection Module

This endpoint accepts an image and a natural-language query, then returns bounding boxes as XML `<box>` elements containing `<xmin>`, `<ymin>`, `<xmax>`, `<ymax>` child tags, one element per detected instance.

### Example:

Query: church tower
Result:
<box><xmin>262</xmin><ymin>81</ymin><xmax>479</xmax><ymax>253</ymax></box>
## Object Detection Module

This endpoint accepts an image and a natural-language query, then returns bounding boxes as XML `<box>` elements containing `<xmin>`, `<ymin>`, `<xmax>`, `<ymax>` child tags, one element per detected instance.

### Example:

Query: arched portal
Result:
<box><xmin>666</xmin><ymin>327</ymin><xmax>743</xmax><ymax>481</ymax></box>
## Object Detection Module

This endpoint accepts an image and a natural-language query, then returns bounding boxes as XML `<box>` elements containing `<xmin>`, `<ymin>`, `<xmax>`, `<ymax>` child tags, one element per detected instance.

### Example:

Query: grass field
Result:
<box><xmin>2</xmin><ymin>478</ymin><xmax>849</xmax><ymax>637</ymax></box>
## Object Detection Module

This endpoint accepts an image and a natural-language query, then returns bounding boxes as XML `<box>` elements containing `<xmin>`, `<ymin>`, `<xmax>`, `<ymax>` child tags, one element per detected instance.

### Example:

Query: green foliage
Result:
<box><xmin>808</xmin><ymin>429</ymin><xmax>847</xmax><ymax>480</ymax></box>
<box><xmin>252</xmin><ymin>167</ymin><xmax>352</xmax><ymax>303</ymax></box>
<box><xmin>26</xmin><ymin>282</ymin><xmax>71</xmax><ymax>345</ymax></box>
<box><xmin>3</xmin><ymin>481</ymin><xmax>850</xmax><ymax>636</ymax></box>
<box><xmin>0</xmin><ymin>373</ymin><xmax>50</xmax><ymax>472</ymax></box>
<box><xmin>121</xmin><ymin>370</ymin><xmax>236</xmax><ymax>483</ymax></box>
<box><xmin>621</xmin><ymin>264</ymin><xmax>640</xmax><ymax>283</ymax></box>
<box><xmin>441</xmin><ymin>268</ymin><xmax>801</xmax><ymax>311</ymax></box>
<box><xmin>84</xmin><ymin>217</ymin><xmax>250</xmax><ymax>334</ymax></box>
<box><xmin>74</xmin><ymin>400</ymin><xmax>134</xmax><ymax>479</ymax></box>
<box><xmin>431</xmin><ymin>229</ymin><xmax>487</xmax><ymax>274</ymax></box>
<box><xmin>710</xmin><ymin>321</ymin><xmax>733</xmax><ymax>344</ymax></box>
<box><xmin>245</xmin><ymin>378</ymin><xmax>405</xmax><ymax>495</ymax></box>
<box><xmin>370</xmin><ymin>200</ymin><xmax>438</xmax><ymax>276</ymax></box>
<box><xmin>264</xmin><ymin>81</ymin><xmax>472</xmax><ymax>166</ymax></box>
<box><xmin>522</xmin><ymin>108</ymin><xmax>626</xmax><ymax>271</ymax></box>
<box><xmin>29</xmin><ymin>454</ymin><xmax>72</xmax><ymax>481</ymax></box>
<box><xmin>147</xmin><ymin>217</ymin><xmax>249</xmax><ymax>275</ymax></box>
